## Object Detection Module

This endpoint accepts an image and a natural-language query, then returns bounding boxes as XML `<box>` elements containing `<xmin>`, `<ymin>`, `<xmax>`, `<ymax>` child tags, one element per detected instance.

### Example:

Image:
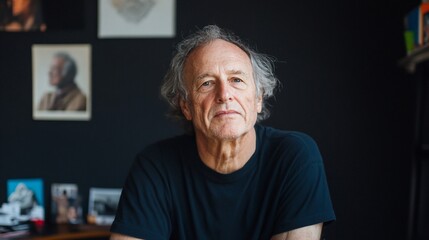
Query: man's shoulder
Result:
<box><xmin>254</xmin><ymin>127</ymin><xmax>322</xmax><ymax>174</ymax></box>
<box><xmin>40</xmin><ymin>91</ymin><xmax>55</xmax><ymax>99</ymax></box>
<box><xmin>256</xmin><ymin>124</ymin><xmax>322</xmax><ymax>166</ymax></box>
<box><xmin>138</xmin><ymin>134</ymin><xmax>195</xmax><ymax>160</ymax></box>
<box><xmin>256</xmin><ymin>124</ymin><xmax>317</xmax><ymax>147</ymax></box>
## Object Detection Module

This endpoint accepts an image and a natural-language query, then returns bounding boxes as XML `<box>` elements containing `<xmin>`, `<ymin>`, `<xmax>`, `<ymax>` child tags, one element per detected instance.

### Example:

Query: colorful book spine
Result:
<box><xmin>421</xmin><ymin>3</ymin><xmax>429</xmax><ymax>45</ymax></box>
<box><xmin>405</xmin><ymin>6</ymin><xmax>419</xmax><ymax>49</ymax></box>
<box><xmin>404</xmin><ymin>3</ymin><xmax>429</xmax><ymax>53</ymax></box>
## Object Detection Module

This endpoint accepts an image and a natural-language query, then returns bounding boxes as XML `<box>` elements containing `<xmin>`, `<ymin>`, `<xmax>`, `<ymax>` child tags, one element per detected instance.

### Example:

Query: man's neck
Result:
<box><xmin>195</xmin><ymin>128</ymin><xmax>256</xmax><ymax>174</ymax></box>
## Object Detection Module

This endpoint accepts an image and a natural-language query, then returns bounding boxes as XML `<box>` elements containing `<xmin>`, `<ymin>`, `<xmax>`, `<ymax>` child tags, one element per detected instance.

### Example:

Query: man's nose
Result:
<box><xmin>216</xmin><ymin>81</ymin><xmax>233</xmax><ymax>103</ymax></box>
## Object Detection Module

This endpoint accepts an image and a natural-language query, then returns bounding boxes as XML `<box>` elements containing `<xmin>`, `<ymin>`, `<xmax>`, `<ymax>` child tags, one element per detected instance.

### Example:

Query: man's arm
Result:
<box><xmin>271</xmin><ymin>223</ymin><xmax>323</xmax><ymax>240</ymax></box>
<box><xmin>110</xmin><ymin>233</ymin><xmax>143</xmax><ymax>240</ymax></box>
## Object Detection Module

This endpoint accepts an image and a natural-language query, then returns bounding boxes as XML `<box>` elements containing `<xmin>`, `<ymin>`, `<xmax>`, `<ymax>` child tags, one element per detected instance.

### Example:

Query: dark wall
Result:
<box><xmin>0</xmin><ymin>0</ymin><xmax>418</xmax><ymax>239</ymax></box>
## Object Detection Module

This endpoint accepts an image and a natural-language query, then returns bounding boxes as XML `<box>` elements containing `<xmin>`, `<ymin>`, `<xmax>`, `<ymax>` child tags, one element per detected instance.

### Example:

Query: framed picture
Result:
<box><xmin>51</xmin><ymin>183</ymin><xmax>82</xmax><ymax>224</ymax></box>
<box><xmin>32</xmin><ymin>44</ymin><xmax>91</xmax><ymax>121</ymax></box>
<box><xmin>98</xmin><ymin>0</ymin><xmax>176</xmax><ymax>38</ymax></box>
<box><xmin>0</xmin><ymin>0</ymin><xmax>46</xmax><ymax>32</ymax></box>
<box><xmin>0</xmin><ymin>0</ymin><xmax>85</xmax><ymax>32</ymax></box>
<box><xmin>7</xmin><ymin>178</ymin><xmax>44</xmax><ymax>221</ymax></box>
<box><xmin>88</xmin><ymin>188</ymin><xmax>121</xmax><ymax>225</ymax></box>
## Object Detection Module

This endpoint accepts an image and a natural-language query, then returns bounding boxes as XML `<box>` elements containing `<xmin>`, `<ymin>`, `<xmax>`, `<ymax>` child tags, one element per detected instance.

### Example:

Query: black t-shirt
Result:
<box><xmin>111</xmin><ymin>125</ymin><xmax>336</xmax><ymax>239</ymax></box>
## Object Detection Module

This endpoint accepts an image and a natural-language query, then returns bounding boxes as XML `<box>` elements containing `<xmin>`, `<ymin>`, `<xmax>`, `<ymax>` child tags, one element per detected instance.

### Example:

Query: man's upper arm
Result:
<box><xmin>110</xmin><ymin>233</ymin><xmax>144</xmax><ymax>240</ymax></box>
<box><xmin>271</xmin><ymin>223</ymin><xmax>323</xmax><ymax>240</ymax></box>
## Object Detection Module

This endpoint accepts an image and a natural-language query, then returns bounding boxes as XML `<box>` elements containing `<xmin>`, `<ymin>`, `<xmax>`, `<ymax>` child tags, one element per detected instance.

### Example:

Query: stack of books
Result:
<box><xmin>0</xmin><ymin>221</ymin><xmax>31</xmax><ymax>239</ymax></box>
<box><xmin>404</xmin><ymin>2</ymin><xmax>429</xmax><ymax>54</ymax></box>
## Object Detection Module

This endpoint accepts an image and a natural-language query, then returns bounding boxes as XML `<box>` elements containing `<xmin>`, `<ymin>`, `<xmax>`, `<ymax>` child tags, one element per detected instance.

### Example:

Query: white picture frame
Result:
<box><xmin>98</xmin><ymin>0</ymin><xmax>176</xmax><ymax>38</ymax></box>
<box><xmin>32</xmin><ymin>44</ymin><xmax>91</xmax><ymax>121</ymax></box>
<box><xmin>88</xmin><ymin>188</ymin><xmax>122</xmax><ymax>226</ymax></box>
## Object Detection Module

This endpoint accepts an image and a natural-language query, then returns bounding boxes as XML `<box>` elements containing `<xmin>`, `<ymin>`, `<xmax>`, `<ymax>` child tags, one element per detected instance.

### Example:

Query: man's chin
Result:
<box><xmin>209</xmin><ymin>124</ymin><xmax>247</xmax><ymax>140</ymax></box>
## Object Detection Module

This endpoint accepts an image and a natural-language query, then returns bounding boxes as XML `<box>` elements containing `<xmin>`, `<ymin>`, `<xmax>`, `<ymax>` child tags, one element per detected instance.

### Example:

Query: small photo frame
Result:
<box><xmin>0</xmin><ymin>0</ymin><xmax>46</xmax><ymax>32</ymax></box>
<box><xmin>98</xmin><ymin>0</ymin><xmax>176</xmax><ymax>38</ymax></box>
<box><xmin>0</xmin><ymin>0</ymin><xmax>85</xmax><ymax>32</ymax></box>
<box><xmin>88</xmin><ymin>188</ymin><xmax>121</xmax><ymax>226</ymax></box>
<box><xmin>32</xmin><ymin>44</ymin><xmax>91</xmax><ymax>121</ymax></box>
<box><xmin>51</xmin><ymin>183</ymin><xmax>82</xmax><ymax>224</ymax></box>
<box><xmin>7</xmin><ymin>178</ymin><xmax>44</xmax><ymax>221</ymax></box>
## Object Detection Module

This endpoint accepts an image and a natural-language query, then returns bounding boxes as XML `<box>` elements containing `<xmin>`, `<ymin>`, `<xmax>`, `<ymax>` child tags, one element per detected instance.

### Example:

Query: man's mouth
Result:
<box><xmin>214</xmin><ymin>110</ymin><xmax>239</xmax><ymax>118</ymax></box>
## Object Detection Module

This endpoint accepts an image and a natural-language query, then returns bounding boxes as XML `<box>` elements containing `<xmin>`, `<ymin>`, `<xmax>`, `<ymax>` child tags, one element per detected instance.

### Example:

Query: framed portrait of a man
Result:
<box><xmin>32</xmin><ymin>44</ymin><xmax>91</xmax><ymax>121</ymax></box>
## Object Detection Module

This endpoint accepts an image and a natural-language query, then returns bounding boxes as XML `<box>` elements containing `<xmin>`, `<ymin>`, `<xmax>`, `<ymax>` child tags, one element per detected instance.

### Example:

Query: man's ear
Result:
<box><xmin>256</xmin><ymin>95</ymin><xmax>263</xmax><ymax>113</ymax></box>
<box><xmin>180</xmin><ymin>99</ymin><xmax>193</xmax><ymax>120</ymax></box>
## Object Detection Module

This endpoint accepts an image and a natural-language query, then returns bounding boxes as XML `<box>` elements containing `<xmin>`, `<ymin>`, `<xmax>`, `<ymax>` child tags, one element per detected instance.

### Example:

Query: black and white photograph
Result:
<box><xmin>98</xmin><ymin>0</ymin><xmax>175</xmax><ymax>38</ymax></box>
<box><xmin>88</xmin><ymin>188</ymin><xmax>121</xmax><ymax>226</ymax></box>
<box><xmin>32</xmin><ymin>44</ymin><xmax>91</xmax><ymax>121</ymax></box>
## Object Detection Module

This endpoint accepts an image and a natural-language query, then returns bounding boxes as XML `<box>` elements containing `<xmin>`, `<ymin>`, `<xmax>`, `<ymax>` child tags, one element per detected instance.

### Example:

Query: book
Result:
<box><xmin>422</xmin><ymin>4</ymin><xmax>429</xmax><ymax>45</ymax></box>
<box><xmin>404</xmin><ymin>3</ymin><xmax>429</xmax><ymax>54</ymax></box>
<box><xmin>405</xmin><ymin>6</ymin><xmax>419</xmax><ymax>50</ymax></box>
<box><xmin>0</xmin><ymin>221</ymin><xmax>31</xmax><ymax>238</ymax></box>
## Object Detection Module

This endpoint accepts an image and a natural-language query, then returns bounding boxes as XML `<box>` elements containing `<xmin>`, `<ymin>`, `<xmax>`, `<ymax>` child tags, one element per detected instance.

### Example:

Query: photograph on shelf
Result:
<box><xmin>51</xmin><ymin>183</ymin><xmax>82</xmax><ymax>224</ymax></box>
<box><xmin>6</xmin><ymin>178</ymin><xmax>44</xmax><ymax>222</ymax></box>
<box><xmin>87</xmin><ymin>188</ymin><xmax>121</xmax><ymax>226</ymax></box>
<box><xmin>98</xmin><ymin>0</ymin><xmax>176</xmax><ymax>38</ymax></box>
<box><xmin>32</xmin><ymin>44</ymin><xmax>91</xmax><ymax>121</ymax></box>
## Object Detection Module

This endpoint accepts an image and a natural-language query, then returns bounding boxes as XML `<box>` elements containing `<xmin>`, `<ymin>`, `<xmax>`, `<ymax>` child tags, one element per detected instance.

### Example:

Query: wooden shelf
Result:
<box><xmin>399</xmin><ymin>45</ymin><xmax>429</xmax><ymax>73</ymax></box>
<box><xmin>15</xmin><ymin>224</ymin><xmax>110</xmax><ymax>240</ymax></box>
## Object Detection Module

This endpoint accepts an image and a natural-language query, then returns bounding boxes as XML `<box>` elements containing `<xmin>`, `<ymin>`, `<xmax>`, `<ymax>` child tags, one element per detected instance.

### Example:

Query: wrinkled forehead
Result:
<box><xmin>189</xmin><ymin>39</ymin><xmax>250</xmax><ymax>61</ymax></box>
<box><xmin>184</xmin><ymin>39</ymin><xmax>253</xmax><ymax>77</ymax></box>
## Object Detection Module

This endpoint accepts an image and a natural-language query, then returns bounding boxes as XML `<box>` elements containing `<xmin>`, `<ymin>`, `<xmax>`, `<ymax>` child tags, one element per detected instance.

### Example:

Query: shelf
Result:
<box><xmin>15</xmin><ymin>224</ymin><xmax>110</xmax><ymax>240</ymax></box>
<box><xmin>399</xmin><ymin>45</ymin><xmax>429</xmax><ymax>73</ymax></box>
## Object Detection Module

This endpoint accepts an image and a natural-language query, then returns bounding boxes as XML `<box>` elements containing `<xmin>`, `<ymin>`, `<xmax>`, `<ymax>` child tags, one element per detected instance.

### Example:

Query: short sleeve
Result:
<box><xmin>110</xmin><ymin>149</ymin><xmax>172</xmax><ymax>240</ymax></box>
<box><xmin>273</xmin><ymin>133</ymin><xmax>336</xmax><ymax>234</ymax></box>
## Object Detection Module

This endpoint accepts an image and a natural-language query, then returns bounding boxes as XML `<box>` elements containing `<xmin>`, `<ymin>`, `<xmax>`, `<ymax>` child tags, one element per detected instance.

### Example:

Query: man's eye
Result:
<box><xmin>198</xmin><ymin>81</ymin><xmax>214</xmax><ymax>91</ymax></box>
<box><xmin>231</xmin><ymin>78</ymin><xmax>247</xmax><ymax>89</ymax></box>
<box><xmin>202</xmin><ymin>81</ymin><xmax>211</xmax><ymax>86</ymax></box>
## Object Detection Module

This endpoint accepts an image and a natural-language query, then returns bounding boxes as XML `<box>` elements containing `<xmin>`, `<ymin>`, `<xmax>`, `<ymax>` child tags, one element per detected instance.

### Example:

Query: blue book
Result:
<box><xmin>405</xmin><ymin>6</ymin><xmax>419</xmax><ymax>48</ymax></box>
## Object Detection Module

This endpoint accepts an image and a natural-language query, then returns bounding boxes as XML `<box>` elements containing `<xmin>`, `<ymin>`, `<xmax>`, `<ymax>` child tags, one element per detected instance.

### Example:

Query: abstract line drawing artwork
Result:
<box><xmin>98</xmin><ymin>0</ymin><xmax>176</xmax><ymax>38</ymax></box>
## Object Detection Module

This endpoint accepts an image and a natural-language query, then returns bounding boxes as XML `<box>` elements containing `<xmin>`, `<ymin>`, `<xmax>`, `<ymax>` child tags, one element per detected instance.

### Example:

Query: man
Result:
<box><xmin>38</xmin><ymin>52</ymin><xmax>87</xmax><ymax>111</ymax></box>
<box><xmin>110</xmin><ymin>25</ymin><xmax>335</xmax><ymax>240</ymax></box>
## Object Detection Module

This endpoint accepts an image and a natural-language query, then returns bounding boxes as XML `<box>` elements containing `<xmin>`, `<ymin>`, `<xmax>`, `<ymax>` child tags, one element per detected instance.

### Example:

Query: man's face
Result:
<box><xmin>12</xmin><ymin>0</ymin><xmax>31</xmax><ymax>16</ymax></box>
<box><xmin>181</xmin><ymin>39</ymin><xmax>262</xmax><ymax>140</ymax></box>
<box><xmin>49</xmin><ymin>57</ymin><xmax>65</xmax><ymax>87</ymax></box>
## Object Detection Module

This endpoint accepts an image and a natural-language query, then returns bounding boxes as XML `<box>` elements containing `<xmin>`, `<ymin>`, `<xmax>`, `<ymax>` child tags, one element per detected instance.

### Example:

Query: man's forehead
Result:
<box><xmin>51</xmin><ymin>57</ymin><xmax>65</xmax><ymax>65</ymax></box>
<box><xmin>187</xmin><ymin>42</ymin><xmax>251</xmax><ymax>66</ymax></box>
<box><xmin>195</xmin><ymin>69</ymin><xmax>248</xmax><ymax>80</ymax></box>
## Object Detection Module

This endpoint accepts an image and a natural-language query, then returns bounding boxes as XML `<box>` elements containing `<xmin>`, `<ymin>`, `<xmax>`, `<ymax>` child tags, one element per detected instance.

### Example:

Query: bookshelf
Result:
<box><xmin>399</xmin><ymin>45</ymin><xmax>429</xmax><ymax>73</ymax></box>
<box><xmin>400</xmin><ymin>45</ymin><xmax>429</xmax><ymax>240</ymax></box>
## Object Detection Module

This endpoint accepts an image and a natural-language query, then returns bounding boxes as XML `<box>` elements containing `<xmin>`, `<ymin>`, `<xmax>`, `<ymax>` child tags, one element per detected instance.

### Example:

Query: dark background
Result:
<box><xmin>0</xmin><ymin>0</ymin><xmax>421</xmax><ymax>239</ymax></box>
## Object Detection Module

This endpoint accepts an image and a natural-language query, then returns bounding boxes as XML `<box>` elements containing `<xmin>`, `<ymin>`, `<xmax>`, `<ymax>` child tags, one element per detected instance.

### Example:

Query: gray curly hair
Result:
<box><xmin>161</xmin><ymin>25</ymin><xmax>279</xmax><ymax>131</ymax></box>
